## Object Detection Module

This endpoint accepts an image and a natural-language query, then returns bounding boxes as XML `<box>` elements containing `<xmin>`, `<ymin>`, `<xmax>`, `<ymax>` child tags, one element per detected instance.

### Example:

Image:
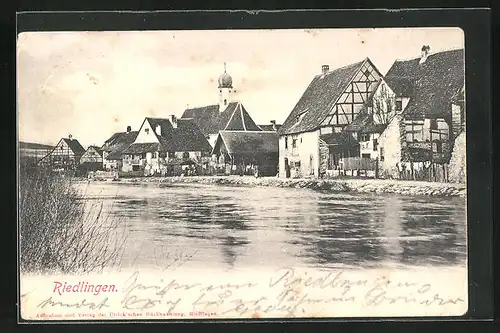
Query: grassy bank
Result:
<box><xmin>19</xmin><ymin>164</ymin><xmax>127</xmax><ymax>274</ymax></box>
<box><xmin>109</xmin><ymin>175</ymin><xmax>466</xmax><ymax>197</ymax></box>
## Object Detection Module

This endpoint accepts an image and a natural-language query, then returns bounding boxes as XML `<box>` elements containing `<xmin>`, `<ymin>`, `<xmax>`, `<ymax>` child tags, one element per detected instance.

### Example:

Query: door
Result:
<box><xmin>284</xmin><ymin>158</ymin><xmax>290</xmax><ymax>178</ymax></box>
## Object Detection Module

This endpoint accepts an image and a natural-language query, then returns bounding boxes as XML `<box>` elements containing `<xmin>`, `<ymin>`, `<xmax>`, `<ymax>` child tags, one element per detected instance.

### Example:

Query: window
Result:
<box><xmin>405</xmin><ymin>121</ymin><xmax>424</xmax><ymax>142</ymax></box>
<box><xmin>182</xmin><ymin>152</ymin><xmax>190</xmax><ymax>159</ymax></box>
<box><xmin>300</xmin><ymin>138</ymin><xmax>302</xmax><ymax>143</ymax></box>
<box><xmin>430</xmin><ymin>119</ymin><xmax>450</xmax><ymax>141</ymax></box>
<box><xmin>224</xmin><ymin>99</ymin><xmax>227</xmax><ymax>105</ymax></box>
<box><xmin>362</xmin><ymin>153</ymin><xmax>371</xmax><ymax>158</ymax></box>
<box><xmin>292</xmin><ymin>139</ymin><xmax>297</xmax><ymax>148</ymax></box>
<box><xmin>145</xmin><ymin>128</ymin><xmax>149</xmax><ymax>135</ymax></box>
<box><xmin>373</xmin><ymin>138</ymin><xmax>378</xmax><ymax>151</ymax></box>
<box><xmin>285</xmin><ymin>137</ymin><xmax>288</xmax><ymax>149</ymax></box>
<box><xmin>360</xmin><ymin>133</ymin><xmax>370</xmax><ymax>142</ymax></box>
<box><xmin>396</xmin><ymin>100</ymin><xmax>402</xmax><ymax>111</ymax></box>
<box><xmin>380</xmin><ymin>147</ymin><xmax>385</xmax><ymax>161</ymax></box>
<box><xmin>430</xmin><ymin>119</ymin><xmax>438</xmax><ymax>130</ymax></box>
<box><xmin>432</xmin><ymin>141</ymin><xmax>443</xmax><ymax>153</ymax></box>
<box><xmin>294</xmin><ymin>161</ymin><xmax>301</xmax><ymax>168</ymax></box>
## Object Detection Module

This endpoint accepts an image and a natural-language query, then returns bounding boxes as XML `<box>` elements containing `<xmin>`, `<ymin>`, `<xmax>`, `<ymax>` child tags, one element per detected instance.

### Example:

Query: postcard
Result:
<box><xmin>18</xmin><ymin>26</ymin><xmax>467</xmax><ymax>321</ymax></box>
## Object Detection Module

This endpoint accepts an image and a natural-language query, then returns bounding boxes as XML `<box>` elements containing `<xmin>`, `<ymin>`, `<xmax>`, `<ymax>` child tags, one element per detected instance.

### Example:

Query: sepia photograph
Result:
<box><xmin>18</xmin><ymin>26</ymin><xmax>467</xmax><ymax>320</ymax></box>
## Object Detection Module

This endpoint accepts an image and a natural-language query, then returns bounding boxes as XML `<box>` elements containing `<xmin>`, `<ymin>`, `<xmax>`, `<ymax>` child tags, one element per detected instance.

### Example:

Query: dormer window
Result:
<box><xmin>295</xmin><ymin>111</ymin><xmax>308</xmax><ymax>124</ymax></box>
<box><xmin>396</xmin><ymin>100</ymin><xmax>403</xmax><ymax>111</ymax></box>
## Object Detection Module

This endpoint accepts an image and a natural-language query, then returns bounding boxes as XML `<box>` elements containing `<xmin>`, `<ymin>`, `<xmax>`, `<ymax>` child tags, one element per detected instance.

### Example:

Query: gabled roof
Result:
<box><xmin>102</xmin><ymin>131</ymin><xmax>139</xmax><ymax>160</ymax></box>
<box><xmin>344</xmin><ymin>79</ymin><xmax>383</xmax><ymax>133</ymax></box>
<box><xmin>344</xmin><ymin>112</ymin><xmax>372</xmax><ymax>132</ymax></box>
<box><xmin>62</xmin><ymin>138</ymin><xmax>85</xmax><ymax>155</ymax></box>
<box><xmin>181</xmin><ymin>101</ymin><xmax>262</xmax><ymax>135</ymax></box>
<box><xmin>121</xmin><ymin>117</ymin><xmax>212</xmax><ymax>155</ymax></box>
<box><xmin>86</xmin><ymin>145</ymin><xmax>104</xmax><ymax>157</ymax></box>
<box><xmin>212</xmin><ymin>131</ymin><xmax>279</xmax><ymax>155</ymax></box>
<box><xmin>320</xmin><ymin>132</ymin><xmax>358</xmax><ymax>146</ymax></box>
<box><xmin>384</xmin><ymin>49</ymin><xmax>465</xmax><ymax>119</ymax></box>
<box><xmin>157</xmin><ymin>118</ymin><xmax>213</xmax><ymax>152</ymax></box>
<box><xmin>258</xmin><ymin>124</ymin><xmax>282</xmax><ymax>131</ymax></box>
<box><xmin>279</xmin><ymin>58</ymin><xmax>378</xmax><ymax>135</ymax></box>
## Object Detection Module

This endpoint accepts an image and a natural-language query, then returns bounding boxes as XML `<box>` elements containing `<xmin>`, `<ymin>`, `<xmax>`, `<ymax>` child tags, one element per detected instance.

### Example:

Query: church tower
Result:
<box><xmin>218</xmin><ymin>62</ymin><xmax>233</xmax><ymax>111</ymax></box>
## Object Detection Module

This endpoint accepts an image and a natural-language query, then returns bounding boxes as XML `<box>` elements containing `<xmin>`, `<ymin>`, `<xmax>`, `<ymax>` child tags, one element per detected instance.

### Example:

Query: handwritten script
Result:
<box><xmin>25</xmin><ymin>266</ymin><xmax>466</xmax><ymax>319</ymax></box>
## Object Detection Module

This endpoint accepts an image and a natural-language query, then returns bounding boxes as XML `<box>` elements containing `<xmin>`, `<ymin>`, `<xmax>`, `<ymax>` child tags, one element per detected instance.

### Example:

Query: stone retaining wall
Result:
<box><xmin>114</xmin><ymin>176</ymin><xmax>466</xmax><ymax>197</ymax></box>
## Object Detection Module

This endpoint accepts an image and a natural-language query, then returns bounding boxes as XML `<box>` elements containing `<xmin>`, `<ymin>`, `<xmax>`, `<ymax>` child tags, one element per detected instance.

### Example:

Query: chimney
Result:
<box><xmin>155</xmin><ymin>125</ymin><xmax>161</xmax><ymax>136</ymax></box>
<box><xmin>169</xmin><ymin>114</ymin><xmax>178</xmax><ymax>129</ymax></box>
<box><xmin>321</xmin><ymin>65</ymin><xmax>329</xmax><ymax>74</ymax></box>
<box><xmin>270</xmin><ymin>120</ymin><xmax>277</xmax><ymax>131</ymax></box>
<box><xmin>419</xmin><ymin>45</ymin><xmax>430</xmax><ymax>64</ymax></box>
<box><xmin>126</xmin><ymin>125</ymin><xmax>131</xmax><ymax>133</ymax></box>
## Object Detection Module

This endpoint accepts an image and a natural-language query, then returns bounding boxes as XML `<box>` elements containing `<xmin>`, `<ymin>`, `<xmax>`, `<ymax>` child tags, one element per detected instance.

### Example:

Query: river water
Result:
<box><xmin>77</xmin><ymin>181</ymin><xmax>467</xmax><ymax>271</ymax></box>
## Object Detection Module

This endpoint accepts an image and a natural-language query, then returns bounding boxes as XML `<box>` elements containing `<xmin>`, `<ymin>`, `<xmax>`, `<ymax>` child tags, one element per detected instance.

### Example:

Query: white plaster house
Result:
<box><xmin>278</xmin><ymin>59</ymin><xmax>384</xmax><ymax>178</ymax></box>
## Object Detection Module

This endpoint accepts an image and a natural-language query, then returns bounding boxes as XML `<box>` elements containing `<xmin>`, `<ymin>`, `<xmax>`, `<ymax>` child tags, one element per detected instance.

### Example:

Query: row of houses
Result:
<box><xmin>27</xmin><ymin>46</ymin><xmax>465</xmax><ymax>183</ymax></box>
<box><xmin>278</xmin><ymin>46</ymin><xmax>465</xmax><ymax>182</ymax></box>
<box><xmin>32</xmin><ymin>64</ymin><xmax>281</xmax><ymax>177</ymax></box>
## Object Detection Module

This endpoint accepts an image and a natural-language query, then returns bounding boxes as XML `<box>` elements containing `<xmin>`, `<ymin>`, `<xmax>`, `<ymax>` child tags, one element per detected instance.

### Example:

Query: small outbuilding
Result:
<box><xmin>211</xmin><ymin>130</ymin><xmax>279</xmax><ymax>176</ymax></box>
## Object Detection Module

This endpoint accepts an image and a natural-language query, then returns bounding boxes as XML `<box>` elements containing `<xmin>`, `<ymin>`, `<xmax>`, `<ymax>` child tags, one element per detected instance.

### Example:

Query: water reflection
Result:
<box><xmin>78</xmin><ymin>182</ymin><xmax>467</xmax><ymax>270</ymax></box>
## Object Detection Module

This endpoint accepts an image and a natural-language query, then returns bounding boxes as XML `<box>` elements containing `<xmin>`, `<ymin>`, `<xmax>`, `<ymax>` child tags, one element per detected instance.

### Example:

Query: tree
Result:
<box><xmin>372</xmin><ymin>83</ymin><xmax>396</xmax><ymax>125</ymax></box>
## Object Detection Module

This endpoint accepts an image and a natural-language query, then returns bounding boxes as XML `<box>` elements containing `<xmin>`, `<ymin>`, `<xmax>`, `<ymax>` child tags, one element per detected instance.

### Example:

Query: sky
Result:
<box><xmin>17</xmin><ymin>28</ymin><xmax>464</xmax><ymax>147</ymax></box>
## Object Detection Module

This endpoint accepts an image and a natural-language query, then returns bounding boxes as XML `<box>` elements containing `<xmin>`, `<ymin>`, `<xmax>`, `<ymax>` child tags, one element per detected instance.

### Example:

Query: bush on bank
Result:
<box><xmin>19</xmin><ymin>163</ymin><xmax>127</xmax><ymax>274</ymax></box>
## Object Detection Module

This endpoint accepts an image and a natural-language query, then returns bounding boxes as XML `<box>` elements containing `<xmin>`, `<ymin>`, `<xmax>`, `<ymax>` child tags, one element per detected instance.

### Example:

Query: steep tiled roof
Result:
<box><xmin>258</xmin><ymin>124</ymin><xmax>282</xmax><ymax>131</ymax></box>
<box><xmin>62</xmin><ymin>138</ymin><xmax>85</xmax><ymax>155</ymax></box>
<box><xmin>344</xmin><ymin>112</ymin><xmax>372</xmax><ymax>132</ymax></box>
<box><xmin>158</xmin><ymin>118</ymin><xmax>213</xmax><ymax>152</ymax></box>
<box><xmin>181</xmin><ymin>101</ymin><xmax>261</xmax><ymax>135</ymax></box>
<box><xmin>224</xmin><ymin>103</ymin><xmax>261</xmax><ymax>131</ymax></box>
<box><xmin>121</xmin><ymin>143</ymin><xmax>161</xmax><ymax>155</ymax></box>
<box><xmin>102</xmin><ymin>131</ymin><xmax>138</xmax><ymax>151</ymax></box>
<box><xmin>121</xmin><ymin>118</ymin><xmax>212</xmax><ymax>155</ymax></box>
<box><xmin>320</xmin><ymin>132</ymin><xmax>358</xmax><ymax>146</ymax></box>
<box><xmin>212</xmin><ymin>131</ymin><xmax>278</xmax><ymax>155</ymax></box>
<box><xmin>102</xmin><ymin>131</ymin><xmax>139</xmax><ymax>160</ymax></box>
<box><xmin>279</xmin><ymin>59</ymin><xmax>369</xmax><ymax>135</ymax></box>
<box><xmin>87</xmin><ymin>145</ymin><xmax>104</xmax><ymax>157</ymax></box>
<box><xmin>385</xmin><ymin>49</ymin><xmax>465</xmax><ymax>119</ymax></box>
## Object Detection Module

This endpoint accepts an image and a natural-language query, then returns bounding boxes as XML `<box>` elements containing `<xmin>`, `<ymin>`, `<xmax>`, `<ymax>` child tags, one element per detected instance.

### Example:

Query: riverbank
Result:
<box><xmin>108</xmin><ymin>175</ymin><xmax>466</xmax><ymax>197</ymax></box>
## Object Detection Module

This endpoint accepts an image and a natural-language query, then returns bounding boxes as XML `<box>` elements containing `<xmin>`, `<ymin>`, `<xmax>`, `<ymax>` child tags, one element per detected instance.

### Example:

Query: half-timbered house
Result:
<box><xmin>38</xmin><ymin>135</ymin><xmax>86</xmax><ymax>172</ymax></box>
<box><xmin>278</xmin><ymin>59</ymin><xmax>383</xmax><ymax>178</ymax></box>
<box><xmin>376</xmin><ymin>47</ymin><xmax>465</xmax><ymax>181</ymax></box>
<box><xmin>79</xmin><ymin>145</ymin><xmax>104</xmax><ymax>173</ymax></box>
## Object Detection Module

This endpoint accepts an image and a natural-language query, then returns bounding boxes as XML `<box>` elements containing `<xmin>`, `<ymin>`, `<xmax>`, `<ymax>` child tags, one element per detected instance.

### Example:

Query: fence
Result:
<box><xmin>342</xmin><ymin>157</ymin><xmax>377</xmax><ymax>171</ymax></box>
<box><xmin>324</xmin><ymin>157</ymin><xmax>378</xmax><ymax>178</ymax></box>
<box><xmin>398</xmin><ymin>163</ymin><xmax>449</xmax><ymax>182</ymax></box>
